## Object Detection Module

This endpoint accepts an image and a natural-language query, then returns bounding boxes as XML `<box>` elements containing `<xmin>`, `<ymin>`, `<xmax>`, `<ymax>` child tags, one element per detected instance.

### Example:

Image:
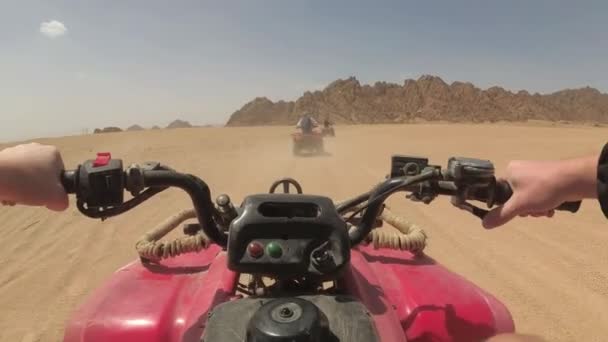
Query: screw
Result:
<box><xmin>279</xmin><ymin>307</ymin><xmax>294</xmax><ymax>318</ymax></box>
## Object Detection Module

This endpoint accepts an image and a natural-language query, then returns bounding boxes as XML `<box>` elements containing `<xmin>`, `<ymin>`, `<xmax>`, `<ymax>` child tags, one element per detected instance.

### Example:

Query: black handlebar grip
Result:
<box><xmin>494</xmin><ymin>180</ymin><xmax>581</xmax><ymax>213</ymax></box>
<box><xmin>493</xmin><ymin>180</ymin><xmax>513</xmax><ymax>205</ymax></box>
<box><xmin>554</xmin><ymin>201</ymin><xmax>582</xmax><ymax>213</ymax></box>
<box><xmin>61</xmin><ymin>170</ymin><xmax>77</xmax><ymax>194</ymax></box>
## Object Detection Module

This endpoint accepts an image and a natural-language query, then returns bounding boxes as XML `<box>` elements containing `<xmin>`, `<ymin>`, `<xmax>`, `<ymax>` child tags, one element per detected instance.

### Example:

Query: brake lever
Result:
<box><xmin>450</xmin><ymin>197</ymin><xmax>489</xmax><ymax>219</ymax></box>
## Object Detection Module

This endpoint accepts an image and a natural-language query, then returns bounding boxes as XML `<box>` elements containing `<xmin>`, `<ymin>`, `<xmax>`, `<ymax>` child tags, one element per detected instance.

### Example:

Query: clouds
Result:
<box><xmin>40</xmin><ymin>20</ymin><xmax>67</xmax><ymax>38</ymax></box>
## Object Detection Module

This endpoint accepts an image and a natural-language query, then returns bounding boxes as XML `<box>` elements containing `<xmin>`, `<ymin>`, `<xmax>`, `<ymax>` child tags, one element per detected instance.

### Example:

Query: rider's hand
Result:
<box><xmin>482</xmin><ymin>156</ymin><xmax>598</xmax><ymax>229</ymax></box>
<box><xmin>0</xmin><ymin>143</ymin><xmax>69</xmax><ymax>211</ymax></box>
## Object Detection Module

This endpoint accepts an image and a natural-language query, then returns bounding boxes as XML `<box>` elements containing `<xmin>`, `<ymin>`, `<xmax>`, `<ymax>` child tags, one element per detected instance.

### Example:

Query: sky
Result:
<box><xmin>1</xmin><ymin>0</ymin><xmax>607</xmax><ymax>141</ymax></box>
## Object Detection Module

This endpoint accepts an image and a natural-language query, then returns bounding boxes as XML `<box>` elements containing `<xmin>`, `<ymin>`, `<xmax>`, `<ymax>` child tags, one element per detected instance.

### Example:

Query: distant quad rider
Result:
<box><xmin>296</xmin><ymin>114</ymin><xmax>319</xmax><ymax>134</ymax></box>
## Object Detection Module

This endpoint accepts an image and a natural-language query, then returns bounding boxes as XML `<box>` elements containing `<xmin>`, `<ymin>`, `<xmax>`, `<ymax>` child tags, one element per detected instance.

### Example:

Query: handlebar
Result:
<box><xmin>142</xmin><ymin>170</ymin><xmax>227</xmax><ymax>246</ymax></box>
<box><xmin>446</xmin><ymin>177</ymin><xmax>580</xmax><ymax>218</ymax></box>
<box><xmin>412</xmin><ymin>177</ymin><xmax>580</xmax><ymax>213</ymax></box>
<box><xmin>492</xmin><ymin>180</ymin><xmax>581</xmax><ymax>212</ymax></box>
<box><xmin>61</xmin><ymin>154</ymin><xmax>582</xmax><ymax>249</ymax></box>
<box><xmin>61</xmin><ymin>170</ymin><xmax>77</xmax><ymax>194</ymax></box>
<box><xmin>61</xmin><ymin>159</ymin><xmax>227</xmax><ymax>246</ymax></box>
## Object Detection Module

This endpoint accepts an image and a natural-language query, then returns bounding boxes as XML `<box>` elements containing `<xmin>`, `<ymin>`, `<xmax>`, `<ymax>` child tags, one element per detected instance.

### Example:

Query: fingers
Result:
<box><xmin>46</xmin><ymin>196</ymin><xmax>69</xmax><ymax>211</ymax></box>
<box><xmin>46</xmin><ymin>182</ymin><xmax>69</xmax><ymax>211</ymax></box>
<box><xmin>521</xmin><ymin>210</ymin><xmax>555</xmax><ymax>218</ymax></box>
<box><xmin>482</xmin><ymin>196</ymin><xmax>521</xmax><ymax>229</ymax></box>
<box><xmin>482</xmin><ymin>200</ymin><xmax>556</xmax><ymax>229</ymax></box>
<box><xmin>484</xmin><ymin>202</ymin><xmax>556</xmax><ymax>229</ymax></box>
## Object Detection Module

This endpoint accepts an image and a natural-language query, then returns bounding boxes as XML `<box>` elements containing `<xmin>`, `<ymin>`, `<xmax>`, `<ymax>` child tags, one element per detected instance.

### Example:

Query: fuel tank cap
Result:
<box><xmin>246</xmin><ymin>297</ymin><xmax>329</xmax><ymax>342</ymax></box>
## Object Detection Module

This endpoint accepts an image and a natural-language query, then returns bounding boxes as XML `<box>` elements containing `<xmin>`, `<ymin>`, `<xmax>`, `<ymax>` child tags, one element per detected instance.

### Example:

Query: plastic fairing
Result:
<box><xmin>349</xmin><ymin>245</ymin><xmax>515</xmax><ymax>342</ymax></box>
<box><xmin>63</xmin><ymin>245</ymin><xmax>514</xmax><ymax>342</ymax></box>
<box><xmin>63</xmin><ymin>245</ymin><xmax>237</xmax><ymax>342</ymax></box>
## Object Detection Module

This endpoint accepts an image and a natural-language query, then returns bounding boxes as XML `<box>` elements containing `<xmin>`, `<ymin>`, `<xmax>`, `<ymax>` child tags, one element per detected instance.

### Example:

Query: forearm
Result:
<box><xmin>554</xmin><ymin>155</ymin><xmax>599</xmax><ymax>201</ymax></box>
<box><xmin>553</xmin><ymin>142</ymin><xmax>608</xmax><ymax>219</ymax></box>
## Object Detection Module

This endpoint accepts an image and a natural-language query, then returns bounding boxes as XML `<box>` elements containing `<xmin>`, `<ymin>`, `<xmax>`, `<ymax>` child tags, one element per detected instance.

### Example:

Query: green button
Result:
<box><xmin>266</xmin><ymin>242</ymin><xmax>283</xmax><ymax>258</ymax></box>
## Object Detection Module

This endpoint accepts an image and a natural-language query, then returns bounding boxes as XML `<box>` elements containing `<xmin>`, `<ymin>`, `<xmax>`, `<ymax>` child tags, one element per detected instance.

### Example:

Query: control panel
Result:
<box><xmin>227</xmin><ymin>194</ymin><xmax>350</xmax><ymax>278</ymax></box>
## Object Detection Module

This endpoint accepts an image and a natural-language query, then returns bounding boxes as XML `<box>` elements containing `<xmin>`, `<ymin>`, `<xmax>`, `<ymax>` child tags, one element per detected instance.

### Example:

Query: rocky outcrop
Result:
<box><xmin>126</xmin><ymin>124</ymin><xmax>144</xmax><ymax>131</ymax></box>
<box><xmin>93</xmin><ymin>127</ymin><xmax>123</xmax><ymax>134</ymax></box>
<box><xmin>228</xmin><ymin>98</ymin><xmax>295</xmax><ymax>126</ymax></box>
<box><xmin>226</xmin><ymin>75</ymin><xmax>608</xmax><ymax>125</ymax></box>
<box><xmin>166</xmin><ymin>120</ymin><xmax>193</xmax><ymax>129</ymax></box>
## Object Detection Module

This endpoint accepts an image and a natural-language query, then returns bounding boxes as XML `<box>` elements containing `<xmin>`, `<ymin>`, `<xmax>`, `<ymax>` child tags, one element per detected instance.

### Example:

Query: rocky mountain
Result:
<box><xmin>126</xmin><ymin>124</ymin><xmax>144</xmax><ymax>131</ymax></box>
<box><xmin>93</xmin><ymin>127</ymin><xmax>123</xmax><ymax>134</ymax></box>
<box><xmin>226</xmin><ymin>75</ymin><xmax>608</xmax><ymax>125</ymax></box>
<box><xmin>166</xmin><ymin>120</ymin><xmax>193</xmax><ymax>129</ymax></box>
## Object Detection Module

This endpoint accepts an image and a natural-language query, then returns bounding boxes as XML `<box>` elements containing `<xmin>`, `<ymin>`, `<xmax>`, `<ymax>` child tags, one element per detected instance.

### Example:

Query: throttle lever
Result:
<box><xmin>450</xmin><ymin>197</ymin><xmax>489</xmax><ymax>219</ymax></box>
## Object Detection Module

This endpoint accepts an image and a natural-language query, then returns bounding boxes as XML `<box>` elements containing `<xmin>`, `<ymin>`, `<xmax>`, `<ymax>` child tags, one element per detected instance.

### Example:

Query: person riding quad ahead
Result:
<box><xmin>296</xmin><ymin>114</ymin><xmax>319</xmax><ymax>134</ymax></box>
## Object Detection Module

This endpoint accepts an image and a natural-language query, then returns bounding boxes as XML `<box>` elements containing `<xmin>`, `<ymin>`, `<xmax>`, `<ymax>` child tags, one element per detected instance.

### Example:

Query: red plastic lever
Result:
<box><xmin>93</xmin><ymin>152</ymin><xmax>112</xmax><ymax>167</ymax></box>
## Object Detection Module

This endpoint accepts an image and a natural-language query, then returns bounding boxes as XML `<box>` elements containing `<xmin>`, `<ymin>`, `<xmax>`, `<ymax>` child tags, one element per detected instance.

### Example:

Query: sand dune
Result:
<box><xmin>1</xmin><ymin>124</ymin><xmax>608</xmax><ymax>341</ymax></box>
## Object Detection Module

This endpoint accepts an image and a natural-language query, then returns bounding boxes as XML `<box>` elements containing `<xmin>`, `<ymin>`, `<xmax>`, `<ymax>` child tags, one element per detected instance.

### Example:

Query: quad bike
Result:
<box><xmin>292</xmin><ymin>129</ymin><xmax>325</xmax><ymax>155</ymax></box>
<box><xmin>60</xmin><ymin>153</ymin><xmax>581</xmax><ymax>342</ymax></box>
<box><xmin>322</xmin><ymin>125</ymin><xmax>335</xmax><ymax>137</ymax></box>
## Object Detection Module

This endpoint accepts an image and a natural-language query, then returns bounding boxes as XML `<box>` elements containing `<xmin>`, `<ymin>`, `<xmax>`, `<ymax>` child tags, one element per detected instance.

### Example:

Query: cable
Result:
<box><xmin>365</xmin><ymin>206</ymin><xmax>427</xmax><ymax>255</ymax></box>
<box><xmin>349</xmin><ymin>171</ymin><xmax>436</xmax><ymax>246</ymax></box>
<box><xmin>77</xmin><ymin>186</ymin><xmax>167</xmax><ymax>219</ymax></box>
<box><xmin>135</xmin><ymin>208</ymin><xmax>211</xmax><ymax>261</ymax></box>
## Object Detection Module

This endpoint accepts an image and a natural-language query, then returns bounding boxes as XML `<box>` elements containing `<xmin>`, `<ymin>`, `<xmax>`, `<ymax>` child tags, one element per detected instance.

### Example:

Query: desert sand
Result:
<box><xmin>2</xmin><ymin>124</ymin><xmax>608</xmax><ymax>342</ymax></box>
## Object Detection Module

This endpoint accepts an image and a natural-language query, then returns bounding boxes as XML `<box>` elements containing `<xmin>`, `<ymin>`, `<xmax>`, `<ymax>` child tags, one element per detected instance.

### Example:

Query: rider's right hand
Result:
<box><xmin>482</xmin><ymin>155</ymin><xmax>599</xmax><ymax>229</ymax></box>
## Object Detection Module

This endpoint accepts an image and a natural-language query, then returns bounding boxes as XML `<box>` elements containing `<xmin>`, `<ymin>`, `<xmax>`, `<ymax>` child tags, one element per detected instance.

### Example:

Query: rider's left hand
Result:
<box><xmin>0</xmin><ymin>143</ymin><xmax>69</xmax><ymax>211</ymax></box>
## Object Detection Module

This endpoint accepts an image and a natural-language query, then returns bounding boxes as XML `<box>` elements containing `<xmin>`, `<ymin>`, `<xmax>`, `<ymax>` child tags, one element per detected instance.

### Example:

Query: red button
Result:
<box><xmin>93</xmin><ymin>152</ymin><xmax>112</xmax><ymax>167</ymax></box>
<box><xmin>248</xmin><ymin>241</ymin><xmax>264</xmax><ymax>258</ymax></box>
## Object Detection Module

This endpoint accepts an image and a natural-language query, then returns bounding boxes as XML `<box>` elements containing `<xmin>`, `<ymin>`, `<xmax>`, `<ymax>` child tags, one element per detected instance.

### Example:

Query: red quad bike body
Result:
<box><xmin>60</xmin><ymin>153</ymin><xmax>576</xmax><ymax>342</ymax></box>
<box><xmin>292</xmin><ymin>130</ymin><xmax>324</xmax><ymax>155</ymax></box>
<box><xmin>64</xmin><ymin>244</ymin><xmax>513</xmax><ymax>342</ymax></box>
<box><xmin>321</xmin><ymin>126</ymin><xmax>335</xmax><ymax>137</ymax></box>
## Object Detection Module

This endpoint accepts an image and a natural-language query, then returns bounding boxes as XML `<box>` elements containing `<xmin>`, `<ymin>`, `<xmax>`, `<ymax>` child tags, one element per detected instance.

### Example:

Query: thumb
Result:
<box><xmin>482</xmin><ymin>196</ymin><xmax>521</xmax><ymax>229</ymax></box>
